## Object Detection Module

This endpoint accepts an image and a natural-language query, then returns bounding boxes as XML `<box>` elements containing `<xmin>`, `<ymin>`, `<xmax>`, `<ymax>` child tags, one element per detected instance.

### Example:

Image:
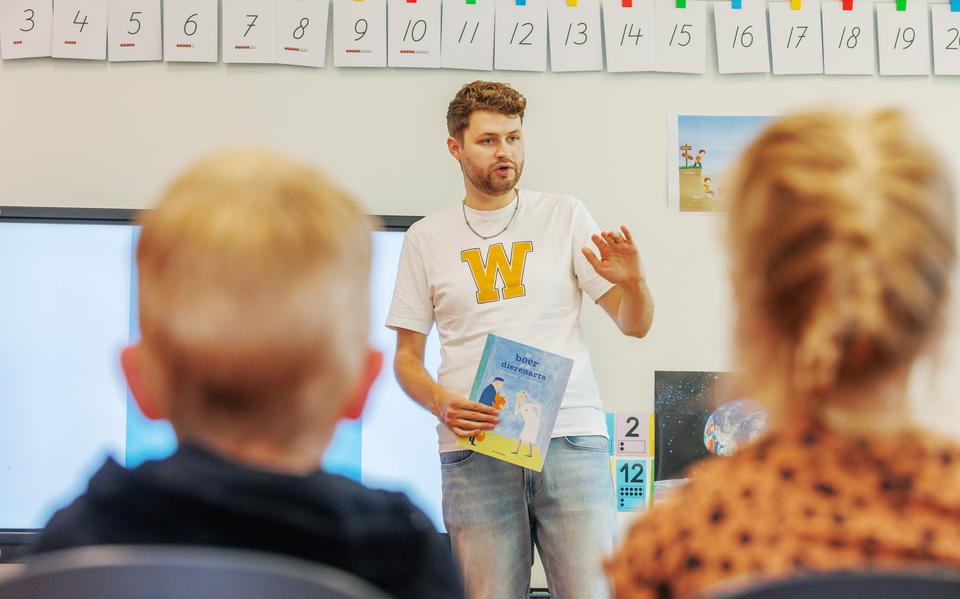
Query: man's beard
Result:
<box><xmin>462</xmin><ymin>158</ymin><xmax>524</xmax><ymax>196</ymax></box>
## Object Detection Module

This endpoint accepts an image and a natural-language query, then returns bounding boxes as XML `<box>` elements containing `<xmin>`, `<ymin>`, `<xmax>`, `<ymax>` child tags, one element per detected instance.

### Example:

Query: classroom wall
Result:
<box><xmin>4</xmin><ymin>4</ymin><xmax>960</xmax><ymax>582</ymax></box>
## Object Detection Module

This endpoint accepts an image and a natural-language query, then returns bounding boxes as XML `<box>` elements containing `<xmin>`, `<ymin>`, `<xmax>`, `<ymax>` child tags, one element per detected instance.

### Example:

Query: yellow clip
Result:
<box><xmin>567</xmin><ymin>0</ymin><xmax>578</xmax><ymax>6</ymax></box>
<box><xmin>790</xmin><ymin>0</ymin><xmax>801</xmax><ymax>8</ymax></box>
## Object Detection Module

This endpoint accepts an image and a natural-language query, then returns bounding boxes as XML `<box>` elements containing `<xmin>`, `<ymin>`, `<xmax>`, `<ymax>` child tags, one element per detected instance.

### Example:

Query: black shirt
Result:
<box><xmin>36</xmin><ymin>444</ymin><xmax>463</xmax><ymax>599</ymax></box>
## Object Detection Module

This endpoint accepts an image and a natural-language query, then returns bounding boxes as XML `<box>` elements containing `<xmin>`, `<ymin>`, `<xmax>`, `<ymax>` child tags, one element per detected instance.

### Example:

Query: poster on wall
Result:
<box><xmin>653</xmin><ymin>370</ymin><xmax>767</xmax><ymax>484</ymax></box>
<box><xmin>666</xmin><ymin>114</ymin><xmax>772</xmax><ymax>213</ymax></box>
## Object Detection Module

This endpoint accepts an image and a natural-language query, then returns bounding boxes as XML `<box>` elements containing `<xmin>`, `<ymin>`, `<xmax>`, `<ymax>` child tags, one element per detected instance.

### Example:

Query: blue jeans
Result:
<box><xmin>440</xmin><ymin>435</ymin><xmax>616</xmax><ymax>599</ymax></box>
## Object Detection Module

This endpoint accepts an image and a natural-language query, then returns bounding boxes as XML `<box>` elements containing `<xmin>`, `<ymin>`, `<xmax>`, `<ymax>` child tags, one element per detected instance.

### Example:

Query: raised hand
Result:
<box><xmin>581</xmin><ymin>225</ymin><xmax>645</xmax><ymax>287</ymax></box>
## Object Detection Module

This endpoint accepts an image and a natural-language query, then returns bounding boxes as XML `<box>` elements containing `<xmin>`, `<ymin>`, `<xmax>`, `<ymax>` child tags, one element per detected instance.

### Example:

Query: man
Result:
<box><xmin>387</xmin><ymin>81</ymin><xmax>654</xmax><ymax>598</ymax></box>
<box><xmin>36</xmin><ymin>148</ymin><xmax>464</xmax><ymax>599</ymax></box>
<box><xmin>480</xmin><ymin>377</ymin><xmax>505</xmax><ymax>408</ymax></box>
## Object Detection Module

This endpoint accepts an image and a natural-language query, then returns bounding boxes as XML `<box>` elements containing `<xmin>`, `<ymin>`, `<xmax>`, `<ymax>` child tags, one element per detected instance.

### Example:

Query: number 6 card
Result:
<box><xmin>876</xmin><ymin>1</ymin><xmax>930</xmax><ymax>75</ymax></box>
<box><xmin>163</xmin><ymin>0</ymin><xmax>218</xmax><ymax>62</ymax></box>
<box><xmin>713</xmin><ymin>0</ymin><xmax>770</xmax><ymax>73</ymax></box>
<box><xmin>1</xmin><ymin>0</ymin><xmax>53</xmax><ymax>59</ymax></box>
<box><xmin>108</xmin><ymin>0</ymin><xmax>162</xmax><ymax>62</ymax></box>
<box><xmin>333</xmin><ymin>0</ymin><xmax>387</xmax><ymax>67</ymax></box>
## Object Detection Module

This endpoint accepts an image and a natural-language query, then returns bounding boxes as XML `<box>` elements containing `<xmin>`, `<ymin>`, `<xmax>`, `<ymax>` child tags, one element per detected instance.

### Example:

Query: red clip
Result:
<box><xmin>622</xmin><ymin>0</ymin><xmax>632</xmax><ymax>6</ymax></box>
<box><xmin>842</xmin><ymin>0</ymin><xmax>853</xmax><ymax>10</ymax></box>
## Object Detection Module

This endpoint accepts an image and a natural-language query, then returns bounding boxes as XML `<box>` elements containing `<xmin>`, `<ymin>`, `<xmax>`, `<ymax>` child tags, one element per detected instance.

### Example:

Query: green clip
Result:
<box><xmin>676</xmin><ymin>0</ymin><xmax>686</xmax><ymax>8</ymax></box>
<box><xmin>896</xmin><ymin>0</ymin><xmax>906</xmax><ymax>10</ymax></box>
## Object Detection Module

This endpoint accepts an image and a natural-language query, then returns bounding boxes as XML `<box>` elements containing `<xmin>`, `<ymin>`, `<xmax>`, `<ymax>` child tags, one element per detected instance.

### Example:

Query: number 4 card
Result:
<box><xmin>654</xmin><ymin>0</ymin><xmax>707</xmax><ymax>73</ymax></box>
<box><xmin>108</xmin><ymin>0</ymin><xmax>162</xmax><ymax>62</ymax></box>
<box><xmin>714</xmin><ymin>0</ymin><xmax>770</xmax><ymax>73</ymax></box>
<box><xmin>222</xmin><ymin>0</ymin><xmax>277</xmax><ymax>63</ymax></box>
<box><xmin>822</xmin><ymin>0</ymin><xmax>875</xmax><ymax>74</ymax></box>
<box><xmin>876</xmin><ymin>1</ymin><xmax>930</xmax><ymax>75</ymax></box>
<box><xmin>441</xmin><ymin>0</ymin><xmax>495</xmax><ymax>70</ymax></box>
<box><xmin>277</xmin><ymin>0</ymin><xmax>330</xmax><ymax>68</ymax></box>
<box><xmin>164</xmin><ymin>0</ymin><xmax>219</xmax><ymax>62</ymax></box>
<box><xmin>52</xmin><ymin>0</ymin><xmax>108</xmax><ymax>60</ymax></box>
<box><xmin>388</xmin><ymin>0</ymin><xmax>442</xmax><ymax>67</ymax></box>
<box><xmin>602</xmin><ymin>0</ymin><xmax>655</xmax><ymax>72</ymax></box>
<box><xmin>495</xmin><ymin>0</ymin><xmax>548</xmax><ymax>71</ymax></box>
<box><xmin>768</xmin><ymin>0</ymin><xmax>823</xmax><ymax>74</ymax></box>
<box><xmin>932</xmin><ymin>4</ymin><xmax>960</xmax><ymax>75</ymax></box>
<box><xmin>1</xmin><ymin>0</ymin><xmax>53</xmax><ymax>59</ymax></box>
<box><xmin>548</xmin><ymin>0</ymin><xmax>602</xmax><ymax>72</ymax></box>
<box><xmin>333</xmin><ymin>0</ymin><xmax>387</xmax><ymax>67</ymax></box>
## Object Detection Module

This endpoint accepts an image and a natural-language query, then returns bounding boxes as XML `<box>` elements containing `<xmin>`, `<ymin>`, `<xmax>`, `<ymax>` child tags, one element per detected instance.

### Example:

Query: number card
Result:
<box><xmin>1</xmin><ymin>0</ymin><xmax>53</xmax><ymax>59</ymax></box>
<box><xmin>333</xmin><ymin>0</ymin><xmax>387</xmax><ymax>67</ymax></box>
<box><xmin>615</xmin><ymin>458</ymin><xmax>652</xmax><ymax>512</ymax></box>
<box><xmin>388</xmin><ymin>0</ymin><xmax>441</xmax><ymax>67</ymax></box>
<box><xmin>714</xmin><ymin>0</ymin><xmax>770</xmax><ymax>73</ymax></box>
<box><xmin>441</xmin><ymin>0</ymin><xmax>495</xmax><ymax>70</ymax></box>
<box><xmin>277</xmin><ymin>0</ymin><xmax>330</xmax><ymax>67</ymax></box>
<box><xmin>548</xmin><ymin>0</ymin><xmax>602</xmax><ymax>71</ymax></box>
<box><xmin>52</xmin><ymin>0</ymin><xmax>107</xmax><ymax>60</ymax></box>
<box><xmin>822</xmin><ymin>0</ymin><xmax>875</xmax><ymax>74</ymax></box>
<box><xmin>108</xmin><ymin>0</ymin><xmax>162</xmax><ymax>62</ymax></box>
<box><xmin>602</xmin><ymin>0</ymin><xmax>655</xmax><ymax>72</ymax></box>
<box><xmin>654</xmin><ymin>0</ymin><xmax>707</xmax><ymax>73</ymax></box>
<box><xmin>768</xmin><ymin>0</ymin><xmax>824</xmax><ymax>74</ymax></box>
<box><xmin>932</xmin><ymin>4</ymin><xmax>960</xmax><ymax>75</ymax></box>
<box><xmin>876</xmin><ymin>1</ymin><xmax>930</xmax><ymax>75</ymax></box>
<box><xmin>495</xmin><ymin>0</ymin><xmax>548</xmax><ymax>71</ymax></box>
<box><xmin>614</xmin><ymin>412</ymin><xmax>653</xmax><ymax>457</ymax></box>
<box><xmin>223</xmin><ymin>0</ymin><xmax>277</xmax><ymax>63</ymax></box>
<box><xmin>164</xmin><ymin>0</ymin><xmax>218</xmax><ymax>62</ymax></box>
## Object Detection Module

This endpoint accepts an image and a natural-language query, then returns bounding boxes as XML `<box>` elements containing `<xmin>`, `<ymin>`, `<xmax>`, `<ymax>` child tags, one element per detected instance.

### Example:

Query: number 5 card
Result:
<box><xmin>1</xmin><ymin>0</ymin><xmax>53</xmax><ymax>59</ymax></box>
<box><xmin>333</xmin><ymin>0</ymin><xmax>387</xmax><ymax>67</ymax></box>
<box><xmin>108</xmin><ymin>0</ymin><xmax>162</xmax><ymax>62</ymax></box>
<box><xmin>163</xmin><ymin>0</ymin><xmax>219</xmax><ymax>62</ymax></box>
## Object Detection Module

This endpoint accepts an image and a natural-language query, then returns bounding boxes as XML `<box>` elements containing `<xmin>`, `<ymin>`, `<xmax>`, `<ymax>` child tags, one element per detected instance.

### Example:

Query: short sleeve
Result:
<box><xmin>571</xmin><ymin>199</ymin><xmax>615</xmax><ymax>303</ymax></box>
<box><xmin>386</xmin><ymin>230</ymin><xmax>435</xmax><ymax>335</ymax></box>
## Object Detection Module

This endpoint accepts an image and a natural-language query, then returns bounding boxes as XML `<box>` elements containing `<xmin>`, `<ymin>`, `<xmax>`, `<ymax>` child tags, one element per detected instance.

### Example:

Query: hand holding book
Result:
<box><xmin>432</xmin><ymin>387</ymin><xmax>501</xmax><ymax>438</ymax></box>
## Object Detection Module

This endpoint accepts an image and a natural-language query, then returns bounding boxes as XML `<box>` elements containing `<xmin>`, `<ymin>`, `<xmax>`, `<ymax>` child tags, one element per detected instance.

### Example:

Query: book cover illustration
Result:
<box><xmin>456</xmin><ymin>334</ymin><xmax>574</xmax><ymax>471</ymax></box>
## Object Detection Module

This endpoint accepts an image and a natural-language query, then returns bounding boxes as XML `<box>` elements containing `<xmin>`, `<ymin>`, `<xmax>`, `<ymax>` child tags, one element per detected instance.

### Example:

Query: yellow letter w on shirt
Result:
<box><xmin>461</xmin><ymin>242</ymin><xmax>534</xmax><ymax>304</ymax></box>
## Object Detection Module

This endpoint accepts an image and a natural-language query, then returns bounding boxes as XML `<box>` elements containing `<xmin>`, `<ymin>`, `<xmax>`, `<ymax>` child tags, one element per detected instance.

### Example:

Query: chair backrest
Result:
<box><xmin>0</xmin><ymin>545</ymin><xmax>393</xmax><ymax>599</ymax></box>
<box><xmin>707</xmin><ymin>570</ymin><xmax>960</xmax><ymax>599</ymax></box>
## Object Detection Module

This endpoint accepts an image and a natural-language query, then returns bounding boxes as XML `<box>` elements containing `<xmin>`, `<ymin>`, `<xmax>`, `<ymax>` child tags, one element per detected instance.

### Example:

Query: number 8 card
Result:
<box><xmin>277</xmin><ymin>0</ymin><xmax>330</xmax><ymax>67</ymax></box>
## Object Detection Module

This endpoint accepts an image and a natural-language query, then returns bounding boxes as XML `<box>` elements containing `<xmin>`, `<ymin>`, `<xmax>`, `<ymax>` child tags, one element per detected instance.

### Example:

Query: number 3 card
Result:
<box><xmin>713</xmin><ymin>0</ymin><xmax>770</xmax><ymax>73</ymax></box>
<box><xmin>654</xmin><ymin>0</ymin><xmax>706</xmax><ymax>73</ymax></box>
<box><xmin>163</xmin><ymin>0</ymin><xmax>218</xmax><ymax>62</ymax></box>
<box><xmin>108</xmin><ymin>0</ymin><xmax>162</xmax><ymax>62</ymax></box>
<box><xmin>768</xmin><ymin>0</ymin><xmax>824</xmax><ymax>75</ymax></box>
<box><xmin>876</xmin><ymin>1</ymin><xmax>930</xmax><ymax>75</ymax></box>
<box><xmin>52</xmin><ymin>0</ymin><xmax>108</xmax><ymax>60</ymax></box>
<box><xmin>548</xmin><ymin>0</ymin><xmax>602</xmax><ymax>72</ymax></box>
<box><xmin>333</xmin><ymin>0</ymin><xmax>387</xmax><ymax>67</ymax></box>
<box><xmin>602</xmin><ymin>0</ymin><xmax>655</xmax><ymax>72</ymax></box>
<box><xmin>495</xmin><ymin>0</ymin><xmax>548</xmax><ymax>71</ymax></box>
<box><xmin>388</xmin><ymin>0</ymin><xmax>442</xmax><ymax>67</ymax></box>
<box><xmin>1</xmin><ymin>0</ymin><xmax>53</xmax><ymax>59</ymax></box>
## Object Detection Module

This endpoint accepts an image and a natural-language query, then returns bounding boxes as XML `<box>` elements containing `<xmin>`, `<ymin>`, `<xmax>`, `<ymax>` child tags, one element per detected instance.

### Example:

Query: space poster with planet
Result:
<box><xmin>654</xmin><ymin>371</ymin><xmax>768</xmax><ymax>484</ymax></box>
<box><xmin>457</xmin><ymin>334</ymin><xmax>574</xmax><ymax>472</ymax></box>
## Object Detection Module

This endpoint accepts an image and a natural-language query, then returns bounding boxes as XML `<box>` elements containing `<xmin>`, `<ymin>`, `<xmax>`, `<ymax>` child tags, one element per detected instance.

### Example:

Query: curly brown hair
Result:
<box><xmin>446</xmin><ymin>81</ymin><xmax>527</xmax><ymax>139</ymax></box>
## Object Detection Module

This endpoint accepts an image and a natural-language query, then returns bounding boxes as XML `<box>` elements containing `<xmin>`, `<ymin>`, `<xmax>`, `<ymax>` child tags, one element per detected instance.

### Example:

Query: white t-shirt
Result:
<box><xmin>386</xmin><ymin>189</ymin><xmax>614</xmax><ymax>453</ymax></box>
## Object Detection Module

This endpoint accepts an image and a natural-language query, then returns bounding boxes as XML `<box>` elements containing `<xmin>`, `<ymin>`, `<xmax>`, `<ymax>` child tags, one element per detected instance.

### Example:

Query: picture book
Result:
<box><xmin>456</xmin><ymin>334</ymin><xmax>574</xmax><ymax>471</ymax></box>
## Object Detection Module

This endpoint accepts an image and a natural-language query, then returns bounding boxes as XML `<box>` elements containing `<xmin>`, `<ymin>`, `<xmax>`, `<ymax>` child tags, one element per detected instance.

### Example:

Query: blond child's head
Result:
<box><xmin>122</xmin><ymin>148</ymin><xmax>381</xmax><ymax>469</ymax></box>
<box><xmin>726</xmin><ymin>110</ymin><xmax>956</xmax><ymax>421</ymax></box>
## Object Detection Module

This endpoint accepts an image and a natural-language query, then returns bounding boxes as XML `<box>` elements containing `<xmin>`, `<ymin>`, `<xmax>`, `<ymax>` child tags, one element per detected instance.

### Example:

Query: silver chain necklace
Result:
<box><xmin>462</xmin><ymin>190</ymin><xmax>520</xmax><ymax>240</ymax></box>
